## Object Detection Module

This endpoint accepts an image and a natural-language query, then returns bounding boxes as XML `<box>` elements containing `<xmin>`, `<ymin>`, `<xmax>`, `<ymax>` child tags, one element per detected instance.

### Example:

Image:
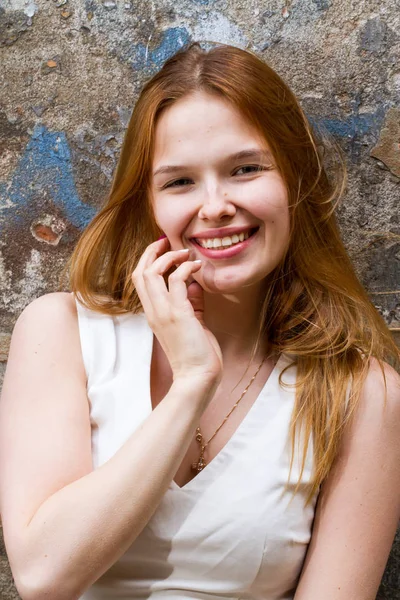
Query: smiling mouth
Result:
<box><xmin>191</xmin><ymin>227</ymin><xmax>259</xmax><ymax>250</ymax></box>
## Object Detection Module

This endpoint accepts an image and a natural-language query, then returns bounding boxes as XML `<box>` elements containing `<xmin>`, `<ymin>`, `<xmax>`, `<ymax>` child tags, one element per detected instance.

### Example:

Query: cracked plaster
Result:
<box><xmin>0</xmin><ymin>0</ymin><xmax>399</xmax><ymax>597</ymax></box>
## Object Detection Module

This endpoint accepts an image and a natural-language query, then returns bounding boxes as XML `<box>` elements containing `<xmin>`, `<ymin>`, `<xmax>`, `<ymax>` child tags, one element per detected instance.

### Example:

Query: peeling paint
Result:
<box><xmin>0</xmin><ymin>124</ymin><xmax>96</xmax><ymax>233</ymax></box>
<box><xmin>129</xmin><ymin>27</ymin><xmax>191</xmax><ymax>71</ymax></box>
<box><xmin>312</xmin><ymin>0</ymin><xmax>331</xmax><ymax>10</ymax></box>
<box><xmin>0</xmin><ymin>248</ymin><xmax>46</xmax><ymax>313</ymax></box>
<box><xmin>30</xmin><ymin>214</ymin><xmax>66</xmax><ymax>245</ymax></box>
<box><xmin>359</xmin><ymin>17</ymin><xmax>388</xmax><ymax>56</ymax></box>
<box><xmin>370</xmin><ymin>108</ymin><xmax>400</xmax><ymax>178</ymax></box>
<box><xmin>316</xmin><ymin>106</ymin><xmax>387</xmax><ymax>139</ymax></box>
<box><xmin>73</xmin><ymin>128</ymin><xmax>124</xmax><ymax>182</ymax></box>
<box><xmin>0</xmin><ymin>7</ymin><xmax>29</xmax><ymax>46</ymax></box>
<box><xmin>189</xmin><ymin>12</ymin><xmax>248</xmax><ymax>48</ymax></box>
<box><xmin>1</xmin><ymin>0</ymin><xmax>400</xmax><ymax>596</ymax></box>
<box><xmin>23</xmin><ymin>0</ymin><xmax>38</xmax><ymax>20</ymax></box>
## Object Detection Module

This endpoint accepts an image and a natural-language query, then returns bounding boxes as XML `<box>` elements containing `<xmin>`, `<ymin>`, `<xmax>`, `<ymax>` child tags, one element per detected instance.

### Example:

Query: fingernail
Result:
<box><xmin>157</xmin><ymin>234</ymin><xmax>167</xmax><ymax>240</ymax></box>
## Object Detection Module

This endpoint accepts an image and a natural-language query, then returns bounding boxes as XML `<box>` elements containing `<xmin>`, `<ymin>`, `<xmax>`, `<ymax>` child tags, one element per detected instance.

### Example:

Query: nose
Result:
<box><xmin>197</xmin><ymin>186</ymin><xmax>236</xmax><ymax>221</ymax></box>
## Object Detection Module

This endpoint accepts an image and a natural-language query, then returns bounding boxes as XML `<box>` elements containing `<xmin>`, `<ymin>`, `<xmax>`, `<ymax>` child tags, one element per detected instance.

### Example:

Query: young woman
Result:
<box><xmin>0</xmin><ymin>42</ymin><xmax>399</xmax><ymax>600</ymax></box>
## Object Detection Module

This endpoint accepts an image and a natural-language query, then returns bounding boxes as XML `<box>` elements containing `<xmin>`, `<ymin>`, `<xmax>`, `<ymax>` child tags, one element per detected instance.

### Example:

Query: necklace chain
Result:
<box><xmin>191</xmin><ymin>356</ymin><xmax>267</xmax><ymax>473</ymax></box>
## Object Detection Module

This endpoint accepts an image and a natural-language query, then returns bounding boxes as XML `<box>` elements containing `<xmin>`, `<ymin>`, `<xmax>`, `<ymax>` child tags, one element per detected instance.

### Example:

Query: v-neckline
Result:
<box><xmin>142</xmin><ymin>314</ymin><xmax>284</xmax><ymax>493</ymax></box>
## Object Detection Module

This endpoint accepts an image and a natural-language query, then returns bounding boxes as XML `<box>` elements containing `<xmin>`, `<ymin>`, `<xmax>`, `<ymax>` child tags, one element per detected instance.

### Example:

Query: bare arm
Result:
<box><xmin>294</xmin><ymin>358</ymin><xmax>400</xmax><ymax>600</ymax></box>
<box><xmin>0</xmin><ymin>293</ymin><xmax>217</xmax><ymax>600</ymax></box>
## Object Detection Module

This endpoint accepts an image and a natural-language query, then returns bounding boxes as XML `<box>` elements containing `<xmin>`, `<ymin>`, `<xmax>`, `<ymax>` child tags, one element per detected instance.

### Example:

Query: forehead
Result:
<box><xmin>152</xmin><ymin>92</ymin><xmax>267</xmax><ymax>163</ymax></box>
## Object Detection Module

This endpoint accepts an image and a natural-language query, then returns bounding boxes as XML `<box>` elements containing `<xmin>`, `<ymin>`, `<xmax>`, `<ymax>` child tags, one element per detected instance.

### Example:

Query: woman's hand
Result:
<box><xmin>132</xmin><ymin>237</ymin><xmax>223</xmax><ymax>385</ymax></box>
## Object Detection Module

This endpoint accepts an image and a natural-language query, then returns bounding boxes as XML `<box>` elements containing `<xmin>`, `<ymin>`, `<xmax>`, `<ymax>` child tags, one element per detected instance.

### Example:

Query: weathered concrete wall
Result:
<box><xmin>0</xmin><ymin>0</ymin><xmax>399</xmax><ymax>598</ymax></box>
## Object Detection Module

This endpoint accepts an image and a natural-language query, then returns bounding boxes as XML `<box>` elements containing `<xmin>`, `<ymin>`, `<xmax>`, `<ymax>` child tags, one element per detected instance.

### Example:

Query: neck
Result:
<box><xmin>202</xmin><ymin>283</ymin><xmax>268</xmax><ymax>363</ymax></box>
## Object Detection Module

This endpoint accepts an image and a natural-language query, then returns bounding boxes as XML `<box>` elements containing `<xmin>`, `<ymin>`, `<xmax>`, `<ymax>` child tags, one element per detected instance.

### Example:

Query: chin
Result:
<box><xmin>194</xmin><ymin>270</ymin><xmax>266</xmax><ymax>295</ymax></box>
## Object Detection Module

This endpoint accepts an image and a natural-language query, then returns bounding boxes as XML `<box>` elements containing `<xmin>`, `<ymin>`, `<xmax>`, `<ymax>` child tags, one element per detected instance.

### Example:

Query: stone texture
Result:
<box><xmin>0</xmin><ymin>334</ymin><xmax>11</xmax><ymax>362</ymax></box>
<box><xmin>0</xmin><ymin>7</ymin><xmax>29</xmax><ymax>47</ymax></box>
<box><xmin>371</xmin><ymin>108</ymin><xmax>400</xmax><ymax>177</ymax></box>
<box><xmin>0</xmin><ymin>0</ymin><xmax>399</xmax><ymax>598</ymax></box>
<box><xmin>0</xmin><ymin>528</ymin><xmax>19</xmax><ymax>600</ymax></box>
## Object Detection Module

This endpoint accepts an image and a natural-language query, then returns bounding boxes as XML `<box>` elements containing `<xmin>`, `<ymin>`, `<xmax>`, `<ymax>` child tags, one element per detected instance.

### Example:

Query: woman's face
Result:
<box><xmin>150</xmin><ymin>91</ymin><xmax>290</xmax><ymax>294</ymax></box>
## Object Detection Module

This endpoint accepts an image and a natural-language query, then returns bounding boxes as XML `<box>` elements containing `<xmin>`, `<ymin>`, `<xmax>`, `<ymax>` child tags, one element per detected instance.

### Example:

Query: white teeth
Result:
<box><xmin>197</xmin><ymin>230</ymin><xmax>252</xmax><ymax>249</ymax></box>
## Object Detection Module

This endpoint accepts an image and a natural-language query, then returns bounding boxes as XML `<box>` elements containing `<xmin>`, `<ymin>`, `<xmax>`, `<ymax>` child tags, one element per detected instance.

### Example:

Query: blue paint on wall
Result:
<box><xmin>359</xmin><ymin>18</ymin><xmax>387</xmax><ymax>56</ymax></box>
<box><xmin>0</xmin><ymin>124</ymin><xmax>96</xmax><ymax>233</ymax></box>
<box><xmin>0</xmin><ymin>106</ymin><xmax>387</xmax><ymax>239</ymax></box>
<box><xmin>312</xmin><ymin>0</ymin><xmax>331</xmax><ymax>11</ymax></box>
<box><xmin>312</xmin><ymin>105</ymin><xmax>387</xmax><ymax>139</ymax></box>
<box><xmin>130</xmin><ymin>27</ymin><xmax>191</xmax><ymax>71</ymax></box>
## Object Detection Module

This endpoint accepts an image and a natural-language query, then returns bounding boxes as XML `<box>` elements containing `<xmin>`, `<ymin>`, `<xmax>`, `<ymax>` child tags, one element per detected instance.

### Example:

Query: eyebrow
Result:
<box><xmin>152</xmin><ymin>148</ymin><xmax>274</xmax><ymax>178</ymax></box>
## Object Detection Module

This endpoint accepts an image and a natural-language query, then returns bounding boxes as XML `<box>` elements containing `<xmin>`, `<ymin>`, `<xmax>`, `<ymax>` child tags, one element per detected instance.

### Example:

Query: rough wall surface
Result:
<box><xmin>0</xmin><ymin>0</ymin><xmax>399</xmax><ymax>598</ymax></box>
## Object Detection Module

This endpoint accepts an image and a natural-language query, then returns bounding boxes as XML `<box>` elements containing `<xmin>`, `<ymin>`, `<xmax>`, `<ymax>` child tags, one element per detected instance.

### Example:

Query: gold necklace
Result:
<box><xmin>191</xmin><ymin>356</ymin><xmax>267</xmax><ymax>473</ymax></box>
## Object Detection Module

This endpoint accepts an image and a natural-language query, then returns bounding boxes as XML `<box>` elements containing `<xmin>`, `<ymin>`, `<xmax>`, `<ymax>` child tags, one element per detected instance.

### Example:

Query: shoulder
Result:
<box><xmin>16</xmin><ymin>291</ymin><xmax>78</xmax><ymax>327</ymax></box>
<box><xmin>356</xmin><ymin>357</ymin><xmax>400</xmax><ymax>427</ymax></box>
<box><xmin>11</xmin><ymin>293</ymin><xmax>83</xmax><ymax>374</ymax></box>
<box><xmin>327</xmin><ymin>357</ymin><xmax>400</xmax><ymax>481</ymax></box>
<box><xmin>294</xmin><ymin>357</ymin><xmax>400</xmax><ymax>598</ymax></box>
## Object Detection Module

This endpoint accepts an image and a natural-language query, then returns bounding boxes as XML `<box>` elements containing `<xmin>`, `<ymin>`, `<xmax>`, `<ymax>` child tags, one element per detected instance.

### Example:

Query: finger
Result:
<box><xmin>186</xmin><ymin>281</ymin><xmax>205</xmax><ymax>321</ymax></box>
<box><xmin>132</xmin><ymin>237</ymin><xmax>170</xmax><ymax>290</ymax></box>
<box><xmin>142</xmin><ymin>252</ymin><xmax>194</xmax><ymax>316</ymax></box>
<box><xmin>138</xmin><ymin>237</ymin><xmax>171</xmax><ymax>272</ymax></box>
<box><xmin>132</xmin><ymin>238</ymin><xmax>170</xmax><ymax>318</ymax></box>
<box><xmin>167</xmin><ymin>260</ymin><xmax>202</xmax><ymax>308</ymax></box>
<box><xmin>146</xmin><ymin>248</ymin><xmax>191</xmax><ymax>276</ymax></box>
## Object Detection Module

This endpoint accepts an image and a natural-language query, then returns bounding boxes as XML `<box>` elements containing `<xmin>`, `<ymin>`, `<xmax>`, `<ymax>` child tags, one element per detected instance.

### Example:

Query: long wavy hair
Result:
<box><xmin>61</xmin><ymin>41</ymin><xmax>400</xmax><ymax>503</ymax></box>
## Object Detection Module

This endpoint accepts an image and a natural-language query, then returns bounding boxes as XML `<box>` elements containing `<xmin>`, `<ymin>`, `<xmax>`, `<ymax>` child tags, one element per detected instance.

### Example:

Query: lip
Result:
<box><xmin>190</xmin><ymin>228</ymin><xmax>258</xmax><ymax>259</ymax></box>
<box><xmin>189</xmin><ymin>225</ymin><xmax>257</xmax><ymax>240</ymax></box>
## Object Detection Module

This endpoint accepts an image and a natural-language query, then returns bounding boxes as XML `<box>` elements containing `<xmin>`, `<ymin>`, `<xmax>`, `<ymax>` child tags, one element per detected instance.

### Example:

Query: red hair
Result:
<box><xmin>62</xmin><ymin>42</ymin><xmax>400</xmax><ymax>503</ymax></box>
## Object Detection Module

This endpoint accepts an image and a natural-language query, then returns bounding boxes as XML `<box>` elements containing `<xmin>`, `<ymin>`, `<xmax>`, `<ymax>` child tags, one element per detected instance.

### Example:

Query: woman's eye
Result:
<box><xmin>163</xmin><ymin>178</ymin><xmax>193</xmax><ymax>189</ymax></box>
<box><xmin>162</xmin><ymin>165</ymin><xmax>268</xmax><ymax>189</ymax></box>
<box><xmin>234</xmin><ymin>165</ymin><xmax>266</xmax><ymax>176</ymax></box>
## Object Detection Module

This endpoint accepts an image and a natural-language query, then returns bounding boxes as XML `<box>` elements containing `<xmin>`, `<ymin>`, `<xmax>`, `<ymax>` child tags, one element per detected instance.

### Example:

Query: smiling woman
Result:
<box><xmin>0</xmin><ymin>41</ymin><xmax>399</xmax><ymax>600</ymax></box>
<box><xmin>149</xmin><ymin>91</ymin><xmax>290</xmax><ymax>293</ymax></box>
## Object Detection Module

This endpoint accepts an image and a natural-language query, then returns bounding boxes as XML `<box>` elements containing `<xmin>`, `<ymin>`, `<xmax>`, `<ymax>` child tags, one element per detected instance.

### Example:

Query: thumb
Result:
<box><xmin>187</xmin><ymin>281</ymin><xmax>205</xmax><ymax>321</ymax></box>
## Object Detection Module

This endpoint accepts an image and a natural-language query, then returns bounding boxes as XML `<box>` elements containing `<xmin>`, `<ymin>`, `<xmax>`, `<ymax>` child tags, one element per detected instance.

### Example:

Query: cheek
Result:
<box><xmin>153</xmin><ymin>201</ymin><xmax>189</xmax><ymax>237</ymax></box>
<box><xmin>252</xmin><ymin>190</ymin><xmax>289</xmax><ymax>226</ymax></box>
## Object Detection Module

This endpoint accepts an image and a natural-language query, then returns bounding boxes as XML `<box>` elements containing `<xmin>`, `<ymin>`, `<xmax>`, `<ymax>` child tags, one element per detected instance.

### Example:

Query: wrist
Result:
<box><xmin>171</xmin><ymin>373</ymin><xmax>219</xmax><ymax>397</ymax></box>
<box><xmin>169</xmin><ymin>377</ymin><xmax>218</xmax><ymax>417</ymax></box>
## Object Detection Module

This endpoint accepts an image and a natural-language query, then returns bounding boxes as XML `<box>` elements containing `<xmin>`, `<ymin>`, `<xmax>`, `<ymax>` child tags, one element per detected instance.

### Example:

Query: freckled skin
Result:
<box><xmin>150</xmin><ymin>92</ymin><xmax>290</xmax><ymax>295</ymax></box>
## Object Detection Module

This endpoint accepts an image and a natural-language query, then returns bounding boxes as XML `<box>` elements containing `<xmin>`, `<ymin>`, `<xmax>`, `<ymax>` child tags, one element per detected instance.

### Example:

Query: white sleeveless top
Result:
<box><xmin>75</xmin><ymin>295</ymin><xmax>319</xmax><ymax>600</ymax></box>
